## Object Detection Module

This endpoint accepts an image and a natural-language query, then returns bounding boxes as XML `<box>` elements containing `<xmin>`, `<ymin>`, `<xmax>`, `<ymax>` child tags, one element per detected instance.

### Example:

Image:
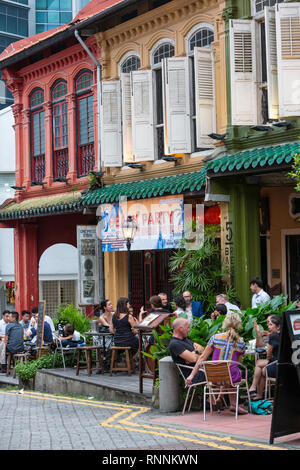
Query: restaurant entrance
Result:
<box><xmin>130</xmin><ymin>249</ymin><xmax>175</xmax><ymax>315</ymax></box>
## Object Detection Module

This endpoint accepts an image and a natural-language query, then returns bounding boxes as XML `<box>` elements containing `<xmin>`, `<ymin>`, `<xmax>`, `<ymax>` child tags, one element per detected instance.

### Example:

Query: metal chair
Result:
<box><xmin>200</xmin><ymin>360</ymin><xmax>251</xmax><ymax>420</ymax></box>
<box><xmin>265</xmin><ymin>360</ymin><xmax>277</xmax><ymax>400</ymax></box>
<box><xmin>53</xmin><ymin>333</ymin><xmax>86</xmax><ymax>370</ymax></box>
<box><xmin>175</xmin><ymin>363</ymin><xmax>207</xmax><ymax>415</ymax></box>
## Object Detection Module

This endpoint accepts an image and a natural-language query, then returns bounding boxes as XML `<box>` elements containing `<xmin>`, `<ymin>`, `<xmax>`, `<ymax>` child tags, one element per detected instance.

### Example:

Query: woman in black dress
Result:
<box><xmin>110</xmin><ymin>297</ymin><xmax>139</xmax><ymax>358</ymax></box>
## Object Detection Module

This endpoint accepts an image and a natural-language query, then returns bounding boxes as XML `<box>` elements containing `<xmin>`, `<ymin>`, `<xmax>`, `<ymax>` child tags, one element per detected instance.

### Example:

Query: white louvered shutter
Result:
<box><xmin>194</xmin><ymin>47</ymin><xmax>216</xmax><ymax>147</ymax></box>
<box><xmin>100</xmin><ymin>80</ymin><xmax>122</xmax><ymax>167</ymax></box>
<box><xmin>121</xmin><ymin>73</ymin><xmax>134</xmax><ymax>163</ymax></box>
<box><xmin>131</xmin><ymin>70</ymin><xmax>155</xmax><ymax>161</ymax></box>
<box><xmin>164</xmin><ymin>57</ymin><xmax>191</xmax><ymax>154</ymax></box>
<box><xmin>265</xmin><ymin>6</ymin><xmax>279</xmax><ymax>119</ymax></box>
<box><xmin>229</xmin><ymin>19</ymin><xmax>258</xmax><ymax>125</ymax></box>
<box><xmin>276</xmin><ymin>2</ymin><xmax>300</xmax><ymax>117</ymax></box>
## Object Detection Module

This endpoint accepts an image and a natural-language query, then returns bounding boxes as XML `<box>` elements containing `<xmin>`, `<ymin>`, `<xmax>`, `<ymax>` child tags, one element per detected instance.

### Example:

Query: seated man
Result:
<box><xmin>20</xmin><ymin>310</ymin><xmax>31</xmax><ymax>332</ymax></box>
<box><xmin>169</xmin><ymin>318</ymin><xmax>206</xmax><ymax>384</ymax></box>
<box><xmin>2</xmin><ymin>312</ymin><xmax>24</xmax><ymax>372</ymax></box>
<box><xmin>0</xmin><ymin>310</ymin><xmax>11</xmax><ymax>371</ymax></box>
<box><xmin>182</xmin><ymin>291</ymin><xmax>203</xmax><ymax>320</ymax></box>
<box><xmin>29</xmin><ymin>307</ymin><xmax>55</xmax><ymax>335</ymax></box>
<box><xmin>28</xmin><ymin>311</ymin><xmax>53</xmax><ymax>346</ymax></box>
<box><xmin>58</xmin><ymin>323</ymin><xmax>84</xmax><ymax>348</ymax></box>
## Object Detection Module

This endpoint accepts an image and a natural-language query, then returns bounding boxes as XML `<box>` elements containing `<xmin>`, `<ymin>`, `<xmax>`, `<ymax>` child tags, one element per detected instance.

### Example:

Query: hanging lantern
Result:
<box><xmin>204</xmin><ymin>205</ymin><xmax>221</xmax><ymax>225</ymax></box>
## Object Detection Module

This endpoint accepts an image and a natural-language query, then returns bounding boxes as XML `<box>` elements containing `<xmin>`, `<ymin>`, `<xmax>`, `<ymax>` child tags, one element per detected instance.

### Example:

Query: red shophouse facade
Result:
<box><xmin>0</xmin><ymin>32</ymin><xmax>100</xmax><ymax>314</ymax></box>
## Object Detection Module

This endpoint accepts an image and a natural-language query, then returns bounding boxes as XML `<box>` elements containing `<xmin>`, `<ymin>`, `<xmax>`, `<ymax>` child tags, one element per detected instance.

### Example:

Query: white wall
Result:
<box><xmin>39</xmin><ymin>243</ymin><xmax>78</xmax><ymax>280</ymax></box>
<box><xmin>0</xmin><ymin>106</ymin><xmax>15</xmax><ymax>172</ymax></box>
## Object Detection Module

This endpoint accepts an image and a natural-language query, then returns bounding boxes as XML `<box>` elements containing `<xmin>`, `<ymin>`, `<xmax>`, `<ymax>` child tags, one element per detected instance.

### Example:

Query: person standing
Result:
<box><xmin>182</xmin><ymin>291</ymin><xmax>203</xmax><ymax>319</ymax></box>
<box><xmin>250</xmin><ymin>278</ymin><xmax>270</xmax><ymax>308</ymax></box>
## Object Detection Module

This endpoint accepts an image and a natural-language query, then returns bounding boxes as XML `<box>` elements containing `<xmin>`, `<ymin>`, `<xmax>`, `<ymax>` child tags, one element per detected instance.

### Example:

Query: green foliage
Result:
<box><xmin>288</xmin><ymin>151</ymin><xmax>300</xmax><ymax>193</ymax></box>
<box><xmin>15</xmin><ymin>352</ymin><xmax>73</xmax><ymax>381</ymax></box>
<box><xmin>144</xmin><ymin>295</ymin><xmax>297</xmax><ymax>367</ymax></box>
<box><xmin>53</xmin><ymin>304</ymin><xmax>91</xmax><ymax>335</ymax></box>
<box><xmin>169</xmin><ymin>225</ymin><xmax>238</xmax><ymax>314</ymax></box>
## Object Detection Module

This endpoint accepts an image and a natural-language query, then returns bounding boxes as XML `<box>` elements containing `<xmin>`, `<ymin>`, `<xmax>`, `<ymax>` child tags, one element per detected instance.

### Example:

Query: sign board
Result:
<box><xmin>270</xmin><ymin>310</ymin><xmax>300</xmax><ymax>444</ymax></box>
<box><xmin>36</xmin><ymin>300</ymin><xmax>46</xmax><ymax>348</ymax></box>
<box><xmin>77</xmin><ymin>226</ymin><xmax>100</xmax><ymax>305</ymax></box>
<box><xmin>99</xmin><ymin>195</ymin><xmax>184</xmax><ymax>252</ymax></box>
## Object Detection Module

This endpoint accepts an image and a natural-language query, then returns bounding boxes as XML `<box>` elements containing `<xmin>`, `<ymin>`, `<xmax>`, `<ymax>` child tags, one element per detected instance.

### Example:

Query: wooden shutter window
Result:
<box><xmin>280</xmin><ymin>17</ymin><xmax>300</xmax><ymax>58</ymax></box>
<box><xmin>265</xmin><ymin>6</ymin><xmax>279</xmax><ymax>119</ymax></box>
<box><xmin>121</xmin><ymin>73</ymin><xmax>134</xmax><ymax>163</ymax></box>
<box><xmin>101</xmin><ymin>80</ymin><xmax>122</xmax><ymax>167</ymax></box>
<box><xmin>234</xmin><ymin>32</ymin><xmax>253</xmax><ymax>73</ymax></box>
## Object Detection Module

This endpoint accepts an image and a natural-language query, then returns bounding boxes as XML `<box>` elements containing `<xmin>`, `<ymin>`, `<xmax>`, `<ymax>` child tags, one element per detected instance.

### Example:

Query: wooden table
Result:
<box><xmin>85</xmin><ymin>331</ymin><xmax>113</xmax><ymax>358</ymax></box>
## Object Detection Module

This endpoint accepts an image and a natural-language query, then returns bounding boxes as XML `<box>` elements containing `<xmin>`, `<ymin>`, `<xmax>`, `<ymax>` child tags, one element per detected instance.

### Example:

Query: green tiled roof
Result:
<box><xmin>205</xmin><ymin>141</ymin><xmax>300</xmax><ymax>175</ymax></box>
<box><xmin>0</xmin><ymin>191</ymin><xmax>82</xmax><ymax>220</ymax></box>
<box><xmin>80</xmin><ymin>169</ymin><xmax>207</xmax><ymax>206</ymax></box>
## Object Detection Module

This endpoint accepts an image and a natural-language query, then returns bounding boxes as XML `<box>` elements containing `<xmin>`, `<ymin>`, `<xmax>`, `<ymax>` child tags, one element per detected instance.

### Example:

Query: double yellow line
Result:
<box><xmin>0</xmin><ymin>390</ymin><xmax>286</xmax><ymax>450</ymax></box>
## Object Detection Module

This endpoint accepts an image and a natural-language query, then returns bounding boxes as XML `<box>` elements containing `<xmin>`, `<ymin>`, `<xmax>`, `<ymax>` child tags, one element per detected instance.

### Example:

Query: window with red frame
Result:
<box><xmin>75</xmin><ymin>70</ymin><xmax>95</xmax><ymax>177</ymax></box>
<box><xmin>51</xmin><ymin>80</ymin><xmax>69</xmax><ymax>180</ymax></box>
<box><xmin>30</xmin><ymin>88</ymin><xmax>45</xmax><ymax>184</ymax></box>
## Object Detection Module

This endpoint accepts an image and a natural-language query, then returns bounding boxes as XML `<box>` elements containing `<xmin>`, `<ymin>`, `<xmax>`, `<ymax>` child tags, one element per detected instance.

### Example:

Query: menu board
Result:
<box><xmin>77</xmin><ymin>226</ymin><xmax>100</xmax><ymax>305</ymax></box>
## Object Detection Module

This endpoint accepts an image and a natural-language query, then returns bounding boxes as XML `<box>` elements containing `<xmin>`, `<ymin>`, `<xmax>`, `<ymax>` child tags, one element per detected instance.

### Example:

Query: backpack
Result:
<box><xmin>250</xmin><ymin>399</ymin><xmax>273</xmax><ymax>415</ymax></box>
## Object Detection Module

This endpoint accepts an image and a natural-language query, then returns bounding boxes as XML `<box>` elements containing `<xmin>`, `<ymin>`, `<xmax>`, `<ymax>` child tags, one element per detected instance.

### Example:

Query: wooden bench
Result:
<box><xmin>76</xmin><ymin>346</ymin><xmax>104</xmax><ymax>376</ymax></box>
<box><xmin>110</xmin><ymin>346</ymin><xmax>134</xmax><ymax>376</ymax></box>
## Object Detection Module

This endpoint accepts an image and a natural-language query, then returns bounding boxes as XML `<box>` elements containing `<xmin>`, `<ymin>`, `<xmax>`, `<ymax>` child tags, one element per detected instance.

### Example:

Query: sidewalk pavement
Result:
<box><xmin>152</xmin><ymin>407</ymin><xmax>300</xmax><ymax>449</ymax></box>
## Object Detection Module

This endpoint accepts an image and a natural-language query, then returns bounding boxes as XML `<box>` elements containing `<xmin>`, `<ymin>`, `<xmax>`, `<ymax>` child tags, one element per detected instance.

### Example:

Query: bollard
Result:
<box><xmin>159</xmin><ymin>356</ymin><xmax>180</xmax><ymax>412</ymax></box>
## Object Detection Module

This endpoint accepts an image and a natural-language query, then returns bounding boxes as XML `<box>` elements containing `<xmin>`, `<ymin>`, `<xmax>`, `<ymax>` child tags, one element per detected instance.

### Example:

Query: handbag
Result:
<box><xmin>250</xmin><ymin>399</ymin><xmax>273</xmax><ymax>415</ymax></box>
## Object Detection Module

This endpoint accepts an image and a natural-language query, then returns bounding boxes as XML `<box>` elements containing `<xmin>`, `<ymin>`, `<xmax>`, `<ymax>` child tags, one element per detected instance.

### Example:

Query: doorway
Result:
<box><xmin>286</xmin><ymin>234</ymin><xmax>300</xmax><ymax>301</ymax></box>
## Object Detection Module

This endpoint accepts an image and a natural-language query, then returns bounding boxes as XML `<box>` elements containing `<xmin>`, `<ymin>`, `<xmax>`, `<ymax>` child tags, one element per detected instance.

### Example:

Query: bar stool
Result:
<box><xmin>76</xmin><ymin>346</ymin><xmax>104</xmax><ymax>376</ymax></box>
<box><xmin>110</xmin><ymin>346</ymin><xmax>133</xmax><ymax>376</ymax></box>
<box><xmin>6</xmin><ymin>352</ymin><xmax>26</xmax><ymax>377</ymax></box>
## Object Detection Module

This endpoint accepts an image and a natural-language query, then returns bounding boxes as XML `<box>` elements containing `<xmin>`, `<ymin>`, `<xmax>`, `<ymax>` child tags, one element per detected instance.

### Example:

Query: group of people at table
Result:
<box><xmin>0</xmin><ymin>307</ymin><xmax>83</xmax><ymax>373</ymax></box>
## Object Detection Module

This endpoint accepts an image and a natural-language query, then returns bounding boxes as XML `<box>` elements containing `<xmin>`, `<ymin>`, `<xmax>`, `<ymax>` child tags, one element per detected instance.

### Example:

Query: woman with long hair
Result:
<box><xmin>249</xmin><ymin>314</ymin><xmax>281</xmax><ymax>400</ymax></box>
<box><xmin>173</xmin><ymin>296</ymin><xmax>192</xmax><ymax>323</ymax></box>
<box><xmin>98</xmin><ymin>299</ymin><xmax>114</xmax><ymax>330</ymax></box>
<box><xmin>186</xmin><ymin>312</ymin><xmax>247</xmax><ymax>414</ymax></box>
<box><xmin>110</xmin><ymin>297</ymin><xmax>139</xmax><ymax>358</ymax></box>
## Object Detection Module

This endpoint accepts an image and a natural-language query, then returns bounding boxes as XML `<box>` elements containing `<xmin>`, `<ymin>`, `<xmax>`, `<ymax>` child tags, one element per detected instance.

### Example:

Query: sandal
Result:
<box><xmin>249</xmin><ymin>390</ymin><xmax>257</xmax><ymax>397</ymax></box>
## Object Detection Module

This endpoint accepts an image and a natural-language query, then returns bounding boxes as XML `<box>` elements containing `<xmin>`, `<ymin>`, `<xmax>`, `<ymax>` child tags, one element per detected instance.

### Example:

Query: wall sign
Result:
<box><xmin>77</xmin><ymin>226</ymin><xmax>100</xmax><ymax>305</ymax></box>
<box><xmin>98</xmin><ymin>195</ymin><xmax>184</xmax><ymax>252</ymax></box>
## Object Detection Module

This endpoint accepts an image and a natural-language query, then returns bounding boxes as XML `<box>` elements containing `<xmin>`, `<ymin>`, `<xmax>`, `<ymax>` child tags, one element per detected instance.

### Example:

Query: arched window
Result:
<box><xmin>151</xmin><ymin>40</ymin><xmax>175</xmax><ymax>159</ymax></box>
<box><xmin>51</xmin><ymin>80</ymin><xmax>68</xmax><ymax>180</ymax></box>
<box><xmin>189</xmin><ymin>28</ymin><xmax>214</xmax><ymax>52</ymax></box>
<box><xmin>30</xmin><ymin>88</ymin><xmax>45</xmax><ymax>184</ymax></box>
<box><xmin>75</xmin><ymin>70</ymin><xmax>94</xmax><ymax>177</ymax></box>
<box><xmin>120</xmin><ymin>54</ymin><xmax>141</xmax><ymax>73</ymax></box>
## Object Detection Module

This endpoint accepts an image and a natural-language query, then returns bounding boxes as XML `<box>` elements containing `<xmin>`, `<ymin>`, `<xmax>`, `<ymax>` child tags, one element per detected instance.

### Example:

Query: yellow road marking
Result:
<box><xmin>0</xmin><ymin>389</ymin><xmax>287</xmax><ymax>450</ymax></box>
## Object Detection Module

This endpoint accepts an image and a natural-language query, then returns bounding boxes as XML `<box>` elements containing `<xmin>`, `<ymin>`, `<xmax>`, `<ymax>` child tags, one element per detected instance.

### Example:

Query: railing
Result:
<box><xmin>31</xmin><ymin>154</ymin><xmax>45</xmax><ymax>183</ymax></box>
<box><xmin>78</xmin><ymin>142</ymin><xmax>95</xmax><ymax>177</ymax></box>
<box><xmin>54</xmin><ymin>147</ymin><xmax>69</xmax><ymax>180</ymax></box>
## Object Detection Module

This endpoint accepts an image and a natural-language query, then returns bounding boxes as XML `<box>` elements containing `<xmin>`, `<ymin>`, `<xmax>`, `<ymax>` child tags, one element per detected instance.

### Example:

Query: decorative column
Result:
<box><xmin>66</xmin><ymin>92</ymin><xmax>77</xmax><ymax>183</ymax></box>
<box><xmin>14</xmin><ymin>222</ymin><xmax>39</xmax><ymax>314</ymax></box>
<box><xmin>11</xmin><ymin>103</ymin><xmax>25</xmax><ymax>196</ymax></box>
<box><xmin>44</xmin><ymin>100</ymin><xmax>53</xmax><ymax>186</ymax></box>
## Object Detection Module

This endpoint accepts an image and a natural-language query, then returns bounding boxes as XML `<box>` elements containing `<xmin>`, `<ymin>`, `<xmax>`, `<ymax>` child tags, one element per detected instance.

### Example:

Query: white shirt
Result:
<box><xmin>0</xmin><ymin>319</ymin><xmax>9</xmax><ymax>339</ymax></box>
<box><xmin>72</xmin><ymin>330</ymin><xmax>81</xmax><ymax>341</ymax></box>
<box><xmin>29</xmin><ymin>315</ymin><xmax>55</xmax><ymax>334</ymax></box>
<box><xmin>175</xmin><ymin>307</ymin><xmax>193</xmax><ymax>324</ymax></box>
<box><xmin>225</xmin><ymin>302</ymin><xmax>241</xmax><ymax>315</ymax></box>
<box><xmin>252</xmin><ymin>289</ymin><xmax>270</xmax><ymax>308</ymax></box>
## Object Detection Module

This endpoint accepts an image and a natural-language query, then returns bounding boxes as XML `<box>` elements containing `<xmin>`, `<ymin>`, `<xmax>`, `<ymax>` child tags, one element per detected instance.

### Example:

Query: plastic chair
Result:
<box><xmin>53</xmin><ymin>333</ymin><xmax>86</xmax><ymax>370</ymax></box>
<box><xmin>200</xmin><ymin>360</ymin><xmax>251</xmax><ymax>420</ymax></box>
<box><xmin>265</xmin><ymin>360</ymin><xmax>277</xmax><ymax>400</ymax></box>
<box><xmin>175</xmin><ymin>363</ymin><xmax>207</xmax><ymax>415</ymax></box>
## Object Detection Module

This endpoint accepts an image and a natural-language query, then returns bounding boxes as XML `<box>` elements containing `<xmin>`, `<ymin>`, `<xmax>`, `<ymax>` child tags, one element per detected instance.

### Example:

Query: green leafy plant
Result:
<box><xmin>169</xmin><ymin>225</ymin><xmax>238</xmax><ymax>314</ymax></box>
<box><xmin>289</xmin><ymin>151</ymin><xmax>300</xmax><ymax>193</ymax></box>
<box><xmin>53</xmin><ymin>304</ymin><xmax>91</xmax><ymax>335</ymax></box>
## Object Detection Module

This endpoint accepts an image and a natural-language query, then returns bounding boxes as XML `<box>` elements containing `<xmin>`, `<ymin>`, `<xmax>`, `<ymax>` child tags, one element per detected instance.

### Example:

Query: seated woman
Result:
<box><xmin>185</xmin><ymin>312</ymin><xmax>248</xmax><ymax>415</ymax></box>
<box><xmin>59</xmin><ymin>323</ymin><xmax>84</xmax><ymax>347</ymax></box>
<box><xmin>249</xmin><ymin>314</ymin><xmax>281</xmax><ymax>400</ymax></box>
<box><xmin>174</xmin><ymin>296</ymin><xmax>193</xmax><ymax>324</ymax></box>
<box><xmin>110</xmin><ymin>297</ymin><xmax>139</xmax><ymax>358</ymax></box>
<box><xmin>97</xmin><ymin>299</ymin><xmax>114</xmax><ymax>331</ymax></box>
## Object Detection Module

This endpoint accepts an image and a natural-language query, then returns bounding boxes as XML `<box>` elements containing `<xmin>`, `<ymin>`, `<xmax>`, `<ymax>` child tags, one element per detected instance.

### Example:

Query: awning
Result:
<box><xmin>0</xmin><ymin>191</ymin><xmax>82</xmax><ymax>221</ymax></box>
<box><xmin>80</xmin><ymin>169</ymin><xmax>207</xmax><ymax>207</ymax></box>
<box><xmin>205</xmin><ymin>141</ymin><xmax>300</xmax><ymax>176</ymax></box>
